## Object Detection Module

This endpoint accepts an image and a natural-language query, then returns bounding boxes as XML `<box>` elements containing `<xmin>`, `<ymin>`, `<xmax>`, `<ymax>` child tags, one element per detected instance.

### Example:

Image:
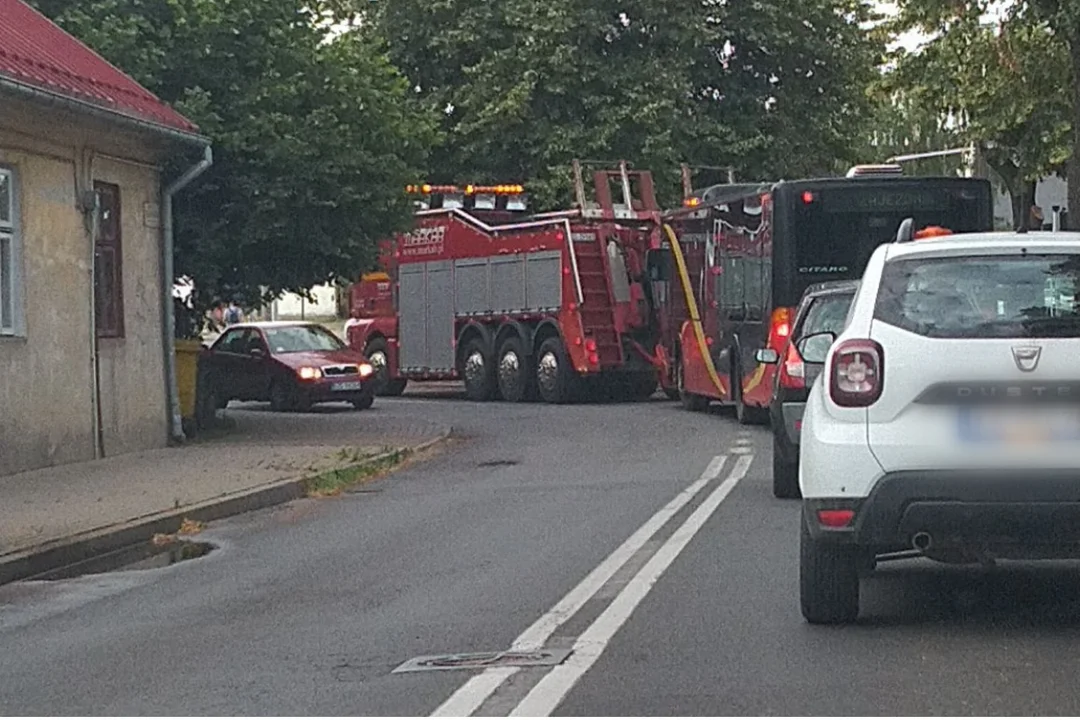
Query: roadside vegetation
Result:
<box><xmin>28</xmin><ymin>0</ymin><xmax>1080</xmax><ymax>315</ymax></box>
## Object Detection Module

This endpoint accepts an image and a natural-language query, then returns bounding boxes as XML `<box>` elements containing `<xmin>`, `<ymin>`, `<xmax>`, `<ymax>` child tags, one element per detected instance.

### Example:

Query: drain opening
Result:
<box><xmin>393</xmin><ymin>648</ymin><xmax>571</xmax><ymax>674</ymax></box>
<box><xmin>32</xmin><ymin>541</ymin><xmax>215</xmax><ymax>581</ymax></box>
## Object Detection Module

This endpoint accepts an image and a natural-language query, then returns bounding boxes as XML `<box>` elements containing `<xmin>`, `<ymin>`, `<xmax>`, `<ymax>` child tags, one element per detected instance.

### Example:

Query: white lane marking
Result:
<box><xmin>508</xmin><ymin>454</ymin><xmax>754</xmax><ymax>717</ymax></box>
<box><xmin>731</xmin><ymin>446</ymin><xmax>752</xmax><ymax>454</ymax></box>
<box><xmin>735</xmin><ymin>437</ymin><xmax>752</xmax><ymax>445</ymax></box>
<box><xmin>430</xmin><ymin>455</ymin><xmax>729</xmax><ymax>717</ymax></box>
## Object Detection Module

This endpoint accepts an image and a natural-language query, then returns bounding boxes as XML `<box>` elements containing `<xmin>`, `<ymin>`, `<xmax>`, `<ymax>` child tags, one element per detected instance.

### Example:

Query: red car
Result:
<box><xmin>204</xmin><ymin>322</ymin><xmax>376</xmax><ymax>411</ymax></box>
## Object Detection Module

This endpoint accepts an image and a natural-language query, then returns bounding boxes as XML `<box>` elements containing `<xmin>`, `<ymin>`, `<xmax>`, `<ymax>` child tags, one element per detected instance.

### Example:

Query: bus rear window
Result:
<box><xmin>874</xmin><ymin>254</ymin><xmax>1080</xmax><ymax>338</ymax></box>
<box><xmin>793</xmin><ymin>184</ymin><xmax>987</xmax><ymax>285</ymax></box>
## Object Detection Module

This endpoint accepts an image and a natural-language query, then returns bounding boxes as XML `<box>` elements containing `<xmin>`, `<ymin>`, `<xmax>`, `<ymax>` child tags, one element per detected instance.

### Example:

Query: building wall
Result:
<box><xmin>0</xmin><ymin>134</ymin><xmax>96</xmax><ymax>474</ymax></box>
<box><xmin>271</xmin><ymin>283</ymin><xmax>341</xmax><ymax>320</ymax></box>
<box><xmin>991</xmin><ymin>174</ymin><xmax>1069</xmax><ymax>229</ymax></box>
<box><xmin>0</xmin><ymin>99</ymin><xmax>170</xmax><ymax>475</ymax></box>
<box><xmin>93</xmin><ymin>156</ymin><xmax>167</xmax><ymax>458</ymax></box>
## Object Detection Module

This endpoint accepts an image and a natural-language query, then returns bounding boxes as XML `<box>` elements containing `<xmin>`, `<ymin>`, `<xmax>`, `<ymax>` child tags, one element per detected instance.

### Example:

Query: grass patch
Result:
<box><xmin>302</xmin><ymin>447</ymin><xmax>410</xmax><ymax>498</ymax></box>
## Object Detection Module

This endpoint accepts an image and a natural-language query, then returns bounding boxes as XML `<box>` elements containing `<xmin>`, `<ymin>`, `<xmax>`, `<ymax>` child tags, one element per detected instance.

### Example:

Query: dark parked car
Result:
<box><xmin>756</xmin><ymin>280</ymin><xmax>858</xmax><ymax>499</ymax></box>
<box><xmin>203</xmin><ymin>322</ymin><xmax>377</xmax><ymax>412</ymax></box>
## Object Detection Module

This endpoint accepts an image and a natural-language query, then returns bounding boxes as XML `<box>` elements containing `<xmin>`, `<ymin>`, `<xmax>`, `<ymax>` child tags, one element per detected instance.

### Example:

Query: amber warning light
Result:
<box><xmin>406</xmin><ymin>184</ymin><xmax>524</xmax><ymax>195</ymax></box>
<box><xmin>914</xmin><ymin>226</ymin><xmax>953</xmax><ymax>239</ymax></box>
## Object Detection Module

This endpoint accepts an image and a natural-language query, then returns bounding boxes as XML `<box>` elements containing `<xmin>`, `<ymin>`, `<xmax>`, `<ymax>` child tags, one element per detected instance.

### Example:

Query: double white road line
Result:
<box><xmin>432</xmin><ymin>449</ymin><xmax>755</xmax><ymax>717</ymax></box>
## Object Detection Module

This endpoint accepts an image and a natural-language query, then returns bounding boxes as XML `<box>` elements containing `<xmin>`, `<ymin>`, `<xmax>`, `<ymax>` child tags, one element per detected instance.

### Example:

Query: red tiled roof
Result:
<box><xmin>0</xmin><ymin>0</ymin><xmax>200</xmax><ymax>135</ymax></box>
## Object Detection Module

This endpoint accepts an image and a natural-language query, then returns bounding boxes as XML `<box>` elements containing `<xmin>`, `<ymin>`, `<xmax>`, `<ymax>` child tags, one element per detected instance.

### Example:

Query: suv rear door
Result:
<box><xmin>866</xmin><ymin>242</ymin><xmax>1080</xmax><ymax>471</ymax></box>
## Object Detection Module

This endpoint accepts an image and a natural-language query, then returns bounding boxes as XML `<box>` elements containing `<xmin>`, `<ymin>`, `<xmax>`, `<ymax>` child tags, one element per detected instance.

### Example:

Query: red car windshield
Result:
<box><xmin>263</xmin><ymin>325</ymin><xmax>345</xmax><ymax>354</ymax></box>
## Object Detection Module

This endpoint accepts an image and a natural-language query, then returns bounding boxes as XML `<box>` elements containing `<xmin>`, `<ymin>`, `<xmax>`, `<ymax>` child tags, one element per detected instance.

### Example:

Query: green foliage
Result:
<box><xmin>32</xmin><ymin>0</ymin><xmax>893</xmax><ymax>306</ymax></box>
<box><xmin>892</xmin><ymin>10</ymin><xmax>1068</xmax><ymax>180</ymax></box>
<box><xmin>364</xmin><ymin>0</ymin><xmax>883</xmax><ymax>207</ymax></box>
<box><xmin>31</xmin><ymin>0</ymin><xmax>436</xmax><ymax>310</ymax></box>
<box><xmin>853</xmin><ymin>87</ymin><xmax>969</xmax><ymax>175</ymax></box>
<box><xmin>887</xmin><ymin>0</ymin><xmax>1077</xmax><ymax>225</ymax></box>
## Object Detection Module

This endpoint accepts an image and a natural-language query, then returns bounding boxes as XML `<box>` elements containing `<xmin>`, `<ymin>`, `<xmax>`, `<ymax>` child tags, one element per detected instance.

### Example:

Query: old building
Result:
<box><xmin>0</xmin><ymin>0</ymin><xmax>212</xmax><ymax>475</ymax></box>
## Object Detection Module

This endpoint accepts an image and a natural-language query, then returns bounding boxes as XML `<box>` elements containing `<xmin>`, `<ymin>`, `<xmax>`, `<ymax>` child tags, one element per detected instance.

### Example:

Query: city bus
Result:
<box><xmin>650</xmin><ymin>165</ymin><xmax>994</xmax><ymax>422</ymax></box>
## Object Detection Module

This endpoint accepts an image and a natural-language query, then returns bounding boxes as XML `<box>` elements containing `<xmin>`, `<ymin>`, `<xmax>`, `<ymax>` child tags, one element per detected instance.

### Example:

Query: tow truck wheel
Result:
<box><xmin>461</xmin><ymin>337</ymin><xmax>497</xmax><ymax>401</ymax></box>
<box><xmin>364</xmin><ymin>338</ymin><xmax>407</xmax><ymax>397</ymax></box>
<box><xmin>536</xmin><ymin>337</ymin><xmax>578</xmax><ymax>404</ymax></box>
<box><xmin>496</xmin><ymin>335</ymin><xmax>534</xmax><ymax>403</ymax></box>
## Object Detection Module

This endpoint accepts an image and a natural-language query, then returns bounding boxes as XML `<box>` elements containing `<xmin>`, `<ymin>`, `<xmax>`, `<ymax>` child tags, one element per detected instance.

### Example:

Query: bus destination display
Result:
<box><xmin>821</xmin><ymin>187</ymin><xmax>952</xmax><ymax>213</ymax></box>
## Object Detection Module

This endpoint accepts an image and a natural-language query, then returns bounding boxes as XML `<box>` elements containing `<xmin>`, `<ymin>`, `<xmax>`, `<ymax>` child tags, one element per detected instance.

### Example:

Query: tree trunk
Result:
<box><xmin>1067</xmin><ymin>50</ymin><xmax>1080</xmax><ymax>230</ymax></box>
<box><xmin>995</xmin><ymin>162</ymin><xmax>1028</xmax><ymax>231</ymax></box>
<box><xmin>1009</xmin><ymin>180</ymin><xmax>1029</xmax><ymax>231</ymax></box>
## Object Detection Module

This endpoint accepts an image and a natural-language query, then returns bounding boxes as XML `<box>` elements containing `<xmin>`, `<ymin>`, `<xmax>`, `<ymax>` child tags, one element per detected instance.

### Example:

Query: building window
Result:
<box><xmin>0</xmin><ymin>167</ymin><xmax>19</xmax><ymax>336</ymax></box>
<box><xmin>94</xmin><ymin>181</ymin><xmax>124</xmax><ymax>338</ymax></box>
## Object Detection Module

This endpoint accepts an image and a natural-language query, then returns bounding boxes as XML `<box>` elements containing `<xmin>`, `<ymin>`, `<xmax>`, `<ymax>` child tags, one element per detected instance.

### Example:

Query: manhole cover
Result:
<box><xmin>477</xmin><ymin>459</ymin><xmax>519</xmax><ymax>468</ymax></box>
<box><xmin>392</xmin><ymin>648</ymin><xmax>571</xmax><ymax>673</ymax></box>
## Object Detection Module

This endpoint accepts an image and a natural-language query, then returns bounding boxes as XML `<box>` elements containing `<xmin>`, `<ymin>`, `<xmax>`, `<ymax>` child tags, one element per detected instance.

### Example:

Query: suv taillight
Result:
<box><xmin>829</xmin><ymin>339</ymin><xmax>884</xmax><ymax>407</ymax></box>
<box><xmin>778</xmin><ymin>341</ymin><xmax>805</xmax><ymax>390</ymax></box>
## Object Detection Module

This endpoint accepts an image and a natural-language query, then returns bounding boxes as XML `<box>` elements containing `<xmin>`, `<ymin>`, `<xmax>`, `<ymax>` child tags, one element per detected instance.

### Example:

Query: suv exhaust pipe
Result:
<box><xmin>912</xmin><ymin>532</ymin><xmax>932</xmax><ymax>553</ymax></box>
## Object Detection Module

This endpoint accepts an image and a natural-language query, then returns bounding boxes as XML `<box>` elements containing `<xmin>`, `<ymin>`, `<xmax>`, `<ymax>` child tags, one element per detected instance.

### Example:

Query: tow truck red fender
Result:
<box><xmin>347</xmin><ymin>317</ymin><xmax>396</xmax><ymax>352</ymax></box>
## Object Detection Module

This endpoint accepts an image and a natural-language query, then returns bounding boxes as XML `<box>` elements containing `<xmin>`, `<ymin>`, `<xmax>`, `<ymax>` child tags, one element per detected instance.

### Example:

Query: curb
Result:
<box><xmin>0</xmin><ymin>428</ymin><xmax>452</xmax><ymax>586</ymax></box>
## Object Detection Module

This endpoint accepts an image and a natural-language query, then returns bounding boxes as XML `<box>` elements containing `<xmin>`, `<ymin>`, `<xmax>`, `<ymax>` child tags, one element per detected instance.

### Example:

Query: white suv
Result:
<box><xmin>799</xmin><ymin>222</ymin><xmax>1080</xmax><ymax>624</ymax></box>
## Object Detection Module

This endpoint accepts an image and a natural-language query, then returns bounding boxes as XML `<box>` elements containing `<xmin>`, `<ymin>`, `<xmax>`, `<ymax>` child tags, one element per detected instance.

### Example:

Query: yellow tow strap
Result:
<box><xmin>662</xmin><ymin>223</ymin><xmax>726</xmax><ymax>397</ymax></box>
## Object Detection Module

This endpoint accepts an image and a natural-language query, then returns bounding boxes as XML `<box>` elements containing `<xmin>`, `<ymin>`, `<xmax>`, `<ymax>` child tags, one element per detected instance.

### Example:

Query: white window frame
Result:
<box><xmin>0</xmin><ymin>165</ymin><xmax>24</xmax><ymax>337</ymax></box>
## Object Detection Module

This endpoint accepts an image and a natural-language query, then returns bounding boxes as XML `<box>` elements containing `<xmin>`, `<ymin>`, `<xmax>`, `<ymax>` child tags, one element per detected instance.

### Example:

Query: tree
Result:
<box><xmin>361</xmin><ymin>0</ymin><xmax>883</xmax><ymax>206</ymax></box>
<box><xmin>697</xmin><ymin>0</ymin><xmax>883</xmax><ymax>180</ymax></box>
<box><xmin>31</xmin><ymin>0</ymin><xmax>437</xmax><ymax>315</ymax></box>
<box><xmin>887</xmin><ymin>0</ymin><xmax>1073</xmax><ymax>227</ymax></box>
<box><xmin>1011</xmin><ymin>0</ymin><xmax>1080</xmax><ymax>228</ymax></box>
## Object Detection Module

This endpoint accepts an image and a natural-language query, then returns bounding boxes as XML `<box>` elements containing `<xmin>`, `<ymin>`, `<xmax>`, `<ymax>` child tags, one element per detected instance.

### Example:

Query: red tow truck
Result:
<box><xmin>347</xmin><ymin>162</ymin><xmax>669</xmax><ymax>403</ymax></box>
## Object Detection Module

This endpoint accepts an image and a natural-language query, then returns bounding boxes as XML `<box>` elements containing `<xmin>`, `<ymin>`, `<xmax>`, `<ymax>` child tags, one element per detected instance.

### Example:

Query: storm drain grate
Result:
<box><xmin>392</xmin><ymin>648</ymin><xmax>571</xmax><ymax>674</ymax></box>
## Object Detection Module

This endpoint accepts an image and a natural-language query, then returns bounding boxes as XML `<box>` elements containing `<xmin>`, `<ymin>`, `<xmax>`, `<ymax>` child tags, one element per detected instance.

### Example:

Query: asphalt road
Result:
<box><xmin>2</xmin><ymin>386</ymin><xmax>1080</xmax><ymax>714</ymax></box>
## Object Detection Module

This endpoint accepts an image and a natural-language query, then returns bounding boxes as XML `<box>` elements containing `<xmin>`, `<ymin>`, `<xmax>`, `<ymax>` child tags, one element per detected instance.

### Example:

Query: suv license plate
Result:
<box><xmin>331</xmin><ymin>381</ymin><xmax>363</xmax><ymax>392</ymax></box>
<box><xmin>958</xmin><ymin>406</ymin><xmax>1080</xmax><ymax>444</ymax></box>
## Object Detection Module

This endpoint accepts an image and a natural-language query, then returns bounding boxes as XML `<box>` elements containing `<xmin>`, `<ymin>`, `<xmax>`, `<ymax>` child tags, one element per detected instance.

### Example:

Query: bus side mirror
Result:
<box><xmin>756</xmin><ymin>348</ymin><xmax>780</xmax><ymax>364</ymax></box>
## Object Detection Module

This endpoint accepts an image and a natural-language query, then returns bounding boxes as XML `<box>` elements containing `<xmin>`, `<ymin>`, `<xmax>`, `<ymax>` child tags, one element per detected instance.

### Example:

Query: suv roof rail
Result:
<box><xmin>896</xmin><ymin>218</ymin><xmax>915</xmax><ymax>243</ymax></box>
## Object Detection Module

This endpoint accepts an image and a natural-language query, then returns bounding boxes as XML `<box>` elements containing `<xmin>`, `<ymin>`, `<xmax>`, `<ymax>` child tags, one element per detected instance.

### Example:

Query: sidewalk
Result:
<box><xmin>0</xmin><ymin>407</ymin><xmax>451</xmax><ymax>581</ymax></box>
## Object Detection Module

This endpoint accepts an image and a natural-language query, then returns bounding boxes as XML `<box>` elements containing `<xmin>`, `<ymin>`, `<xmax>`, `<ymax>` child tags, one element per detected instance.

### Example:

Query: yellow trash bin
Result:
<box><xmin>175</xmin><ymin>339</ymin><xmax>203</xmax><ymax>421</ymax></box>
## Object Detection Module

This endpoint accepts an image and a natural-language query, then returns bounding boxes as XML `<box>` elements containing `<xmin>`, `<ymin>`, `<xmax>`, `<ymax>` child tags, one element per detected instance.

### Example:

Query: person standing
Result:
<box><xmin>209</xmin><ymin>301</ymin><xmax>225</xmax><ymax>331</ymax></box>
<box><xmin>224</xmin><ymin>299</ymin><xmax>243</xmax><ymax>326</ymax></box>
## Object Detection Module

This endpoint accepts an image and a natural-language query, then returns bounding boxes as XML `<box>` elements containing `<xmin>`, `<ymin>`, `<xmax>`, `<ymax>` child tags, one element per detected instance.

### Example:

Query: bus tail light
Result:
<box><xmin>778</xmin><ymin>342</ymin><xmax>805</xmax><ymax>390</ymax></box>
<box><xmin>829</xmin><ymin>339</ymin><xmax>884</xmax><ymax>407</ymax></box>
<box><xmin>767</xmin><ymin>307</ymin><xmax>794</xmax><ymax>350</ymax></box>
